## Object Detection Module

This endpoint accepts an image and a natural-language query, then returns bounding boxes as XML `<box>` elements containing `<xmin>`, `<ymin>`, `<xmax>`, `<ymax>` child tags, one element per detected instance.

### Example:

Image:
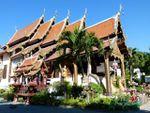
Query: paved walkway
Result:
<box><xmin>0</xmin><ymin>101</ymin><xmax>150</xmax><ymax>113</ymax></box>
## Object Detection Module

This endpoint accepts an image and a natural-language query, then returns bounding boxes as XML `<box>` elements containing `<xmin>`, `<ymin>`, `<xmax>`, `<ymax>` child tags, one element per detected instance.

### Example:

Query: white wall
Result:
<box><xmin>0</xmin><ymin>53</ymin><xmax>10</xmax><ymax>88</ymax></box>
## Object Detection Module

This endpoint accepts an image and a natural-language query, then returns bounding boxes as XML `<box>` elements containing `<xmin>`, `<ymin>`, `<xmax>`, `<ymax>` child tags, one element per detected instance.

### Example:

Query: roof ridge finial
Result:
<box><xmin>67</xmin><ymin>9</ymin><xmax>70</xmax><ymax>19</ymax></box>
<box><xmin>119</xmin><ymin>4</ymin><xmax>123</xmax><ymax>13</ymax></box>
<box><xmin>42</xmin><ymin>8</ymin><xmax>46</xmax><ymax>17</ymax></box>
<box><xmin>114</xmin><ymin>4</ymin><xmax>123</xmax><ymax>20</ymax></box>
<box><xmin>54</xmin><ymin>9</ymin><xmax>58</xmax><ymax>18</ymax></box>
<box><xmin>84</xmin><ymin>8</ymin><xmax>88</xmax><ymax>18</ymax></box>
<box><xmin>118</xmin><ymin>4</ymin><xmax>123</xmax><ymax>16</ymax></box>
<box><xmin>15</xmin><ymin>25</ymin><xmax>18</xmax><ymax>32</ymax></box>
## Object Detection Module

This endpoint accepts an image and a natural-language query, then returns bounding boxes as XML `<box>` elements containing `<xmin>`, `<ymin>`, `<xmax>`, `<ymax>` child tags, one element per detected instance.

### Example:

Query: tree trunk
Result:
<box><xmin>87</xmin><ymin>56</ymin><xmax>92</xmax><ymax>76</ymax></box>
<box><xmin>79</xmin><ymin>57</ymin><xmax>85</xmax><ymax>77</ymax></box>
<box><xmin>73</xmin><ymin>62</ymin><xmax>78</xmax><ymax>85</ymax></box>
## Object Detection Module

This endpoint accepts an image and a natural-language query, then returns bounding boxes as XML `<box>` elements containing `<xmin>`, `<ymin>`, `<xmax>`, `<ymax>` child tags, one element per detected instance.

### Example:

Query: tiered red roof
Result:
<box><xmin>15</xmin><ymin>56</ymin><xmax>38</xmax><ymax>72</ymax></box>
<box><xmin>30</xmin><ymin>18</ymin><xmax>55</xmax><ymax>43</ymax></box>
<box><xmin>41</xmin><ymin>18</ymin><xmax>67</xmax><ymax>45</ymax></box>
<box><xmin>27</xmin><ymin>59</ymin><xmax>43</xmax><ymax>76</ymax></box>
<box><xmin>20</xmin><ymin>56</ymin><xmax>37</xmax><ymax>67</ymax></box>
<box><xmin>8</xmin><ymin>16</ymin><xmax>44</xmax><ymax>45</ymax></box>
<box><xmin>86</xmin><ymin>18</ymin><xmax>115</xmax><ymax>39</ymax></box>
<box><xmin>39</xmin><ymin>44</ymin><xmax>56</xmax><ymax>57</ymax></box>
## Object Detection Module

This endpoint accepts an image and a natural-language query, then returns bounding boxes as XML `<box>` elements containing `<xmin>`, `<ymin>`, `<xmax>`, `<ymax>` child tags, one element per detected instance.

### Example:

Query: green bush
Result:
<box><xmin>129</xmin><ymin>101</ymin><xmax>140</xmax><ymax>110</ymax></box>
<box><xmin>52</xmin><ymin>81</ymin><xmax>72</xmax><ymax>98</ymax></box>
<box><xmin>0</xmin><ymin>89</ymin><xmax>5</xmax><ymax>97</ymax></box>
<box><xmin>2</xmin><ymin>86</ymin><xmax>15</xmax><ymax>101</ymax></box>
<box><xmin>62</xmin><ymin>98</ymin><xmax>87</xmax><ymax>108</ymax></box>
<box><xmin>31</xmin><ymin>89</ymin><xmax>50</xmax><ymax>105</ymax></box>
<box><xmin>89</xmin><ymin>83</ymin><xmax>103</xmax><ymax>94</ymax></box>
<box><xmin>71</xmin><ymin>85</ymin><xmax>83</xmax><ymax>98</ymax></box>
<box><xmin>0</xmin><ymin>88</ymin><xmax>5</xmax><ymax>93</ymax></box>
<box><xmin>82</xmin><ymin>83</ymin><xmax>103</xmax><ymax>100</ymax></box>
<box><xmin>87</xmin><ymin>97</ymin><xmax>112</xmax><ymax>109</ymax></box>
<box><xmin>86</xmin><ymin>94</ymin><xmax>140</xmax><ymax>111</ymax></box>
<box><xmin>114</xmin><ymin>76</ymin><xmax>121</xmax><ymax>88</ymax></box>
<box><xmin>136</xmin><ymin>86</ymin><xmax>144</xmax><ymax>93</ymax></box>
<box><xmin>110</xmin><ymin>94</ymin><xmax>130</xmax><ymax>110</ymax></box>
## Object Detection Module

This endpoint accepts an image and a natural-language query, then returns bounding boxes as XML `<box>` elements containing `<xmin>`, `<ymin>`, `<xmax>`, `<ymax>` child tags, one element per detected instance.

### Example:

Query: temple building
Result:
<box><xmin>0</xmin><ymin>11</ymin><xmax>128</xmax><ymax>97</ymax></box>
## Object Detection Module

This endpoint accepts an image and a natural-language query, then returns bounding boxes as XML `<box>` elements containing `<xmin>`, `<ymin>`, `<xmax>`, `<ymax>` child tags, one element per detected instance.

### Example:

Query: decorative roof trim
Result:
<box><xmin>56</xmin><ymin>16</ymin><xmax>69</xmax><ymax>40</ymax></box>
<box><xmin>29</xmin><ymin>17</ymin><xmax>55</xmax><ymax>42</ymax></box>
<box><xmin>27</xmin><ymin>15</ymin><xmax>44</xmax><ymax>37</ymax></box>
<box><xmin>79</xmin><ymin>15</ymin><xmax>86</xmax><ymax>30</ymax></box>
<box><xmin>7</xmin><ymin>15</ymin><xmax>44</xmax><ymax>45</ymax></box>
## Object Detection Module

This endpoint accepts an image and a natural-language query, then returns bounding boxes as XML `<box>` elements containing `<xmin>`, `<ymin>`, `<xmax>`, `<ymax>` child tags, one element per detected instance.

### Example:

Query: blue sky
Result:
<box><xmin>0</xmin><ymin>0</ymin><xmax>149</xmax><ymax>52</ymax></box>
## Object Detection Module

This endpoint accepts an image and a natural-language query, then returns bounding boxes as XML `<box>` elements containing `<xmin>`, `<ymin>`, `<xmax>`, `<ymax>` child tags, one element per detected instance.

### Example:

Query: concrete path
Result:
<box><xmin>0</xmin><ymin>101</ymin><xmax>150</xmax><ymax>113</ymax></box>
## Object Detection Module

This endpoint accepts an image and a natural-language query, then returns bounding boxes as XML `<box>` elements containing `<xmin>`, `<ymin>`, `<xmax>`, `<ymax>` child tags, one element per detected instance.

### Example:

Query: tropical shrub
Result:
<box><xmin>82</xmin><ymin>83</ymin><xmax>103</xmax><ymax>101</ymax></box>
<box><xmin>71</xmin><ymin>84</ymin><xmax>83</xmax><ymax>98</ymax></box>
<box><xmin>2</xmin><ymin>86</ymin><xmax>15</xmax><ymax>101</ymax></box>
<box><xmin>31</xmin><ymin>89</ymin><xmax>50</xmax><ymax>105</ymax></box>
<box><xmin>113</xmin><ymin>76</ymin><xmax>121</xmax><ymax>88</ymax></box>
<box><xmin>89</xmin><ymin>83</ymin><xmax>103</xmax><ymax>94</ymax></box>
<box><xmin>110</xmin><ymin>94</ymin><xmax>130</xmax><ymax>110</ymax></box>
<box><xmin>136</xmin><ymin>85</ymin><xmax>144</xmax><ymax>93</ymax></box>
<box><xmin>87</xmin><ymin>94</ymin><xmax>140</xmax><ymax>111</ymax></box>
<box><xmin>62</xmin><ymin>98</ymin><xmax>87</xmax><ymax>108</ymax></box>
<box><xmin>0</xmin><ymin>89</ymin><xmax>5</xmax><ymax>97</ymax></box>
<box><xmin>87</xmin><ymin>97</ymin><xmax>112</xmax><ymax>109</ymax></box>
<box><xmin>52</xmin><ymin>81</ymin><xmax>72</xmax><ymax>98</ymax></box>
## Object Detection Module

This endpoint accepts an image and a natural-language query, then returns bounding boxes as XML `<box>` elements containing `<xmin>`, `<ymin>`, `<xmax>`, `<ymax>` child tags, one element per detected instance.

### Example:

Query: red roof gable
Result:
<box><xmin>65</xmin><ymin>20</ymin><xmax>82</xmax><ymax>32</ymax></box>
<box><xmin>30</xmin><ymin>18</ymin><xmax>54</xmax><ymax>43</ymax></box>
<box><xmin>65</xmin><ymin>16</ymin><xmax>85</xmax><ymax>32</ymax></box>
<box><xmin>86</xmin><ymin>18</ymin><xmax>115</xmax><ymax>39</ymax></box>
<box><xmin>8</xmin><ymin>16</ymin><xmax>43</xmax><ymax>45</ymax></box>
<box><xmin>41</xmin><ymin>18</ymin><xmax>67</xmax><ymax>45</ymax></box>
<box><xmin>19</xmin><ymin>56</ymin><xmax>38</xmax><ymax>67</ymax></box>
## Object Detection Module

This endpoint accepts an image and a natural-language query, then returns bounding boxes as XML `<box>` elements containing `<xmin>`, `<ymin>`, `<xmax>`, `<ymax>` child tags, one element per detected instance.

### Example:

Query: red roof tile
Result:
<box><xmin>32</xmin><ymin>59</ymin><xmax>43</xmax><ymax>71</ymax></box>
<box><xmin>8</xmin><ymin>16</ymin><xmax>43</xmax><ymax>45</ymax></box>
<box><xmin>39</xmin><ymin>44</ymin><xmax>56</xmax><ymax>57</ymax></box>
<box><xmin>22</xmin><ymin>42</ymin><xmax>40</xmax><ymax>55</ymax></box>
<box><xmin>30</xmin><ymin>18</ymin><xmax>54</xmax><ymax>42</ymax></box>
<box><xmin>19</xmin><ymin>59</ymin><xmax>42</xmax><ymax>76</ymax></box>
<box><xmin>65</xmin><ymin>20</ymin><xmax>82</xmax><ymax>32</ymax></box>
<box><xmin>20</xmin><ymin>56</ymin><xmax>38</xmax><ymax>68</ymax></box>
<box><xmin>41</xmin><ymin>19</ymin><xmax>67</xmax><ymax>45</ymax></box>
<box><xmin>15</xmin><ymin>65</ymin><xmax>33</xmax><ymax>73</ymax></box>
<box><xmin>46</xmin><ymin>52</ymin><xmax>59</xmax><ymax>61</ymax></box>
<box><xmin>86</xmin><ymin>18</ymin><xmax>115</xmax><ymax>39</ymax></box>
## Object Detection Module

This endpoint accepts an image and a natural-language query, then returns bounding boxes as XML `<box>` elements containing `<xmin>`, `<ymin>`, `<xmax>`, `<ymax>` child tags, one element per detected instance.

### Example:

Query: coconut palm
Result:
<box><xmin>57</xmin><ymin>28</ymin><xmax>86</xmax><ymax>84</ymax></box>
<box><xmin>82</xmin><ymin>32</ymin><xmax>103</xmax><ymax>76</ymax></box>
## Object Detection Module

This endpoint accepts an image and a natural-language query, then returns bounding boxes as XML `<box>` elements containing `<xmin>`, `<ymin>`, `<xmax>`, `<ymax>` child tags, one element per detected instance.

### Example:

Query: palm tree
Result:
<box><xmin>82</xmin><ymin>32</ymin><xmax>103</xmax><ymax>76</ymax></box>
<box><xmin>57</xmin><ymin>28</ymin><xmax>86</xmax><ymax>84</ymax></box>
<box><xmin>127</xmin><ymin>48</ymin><xmax>144</xmax><ymax>81</ymax></box>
